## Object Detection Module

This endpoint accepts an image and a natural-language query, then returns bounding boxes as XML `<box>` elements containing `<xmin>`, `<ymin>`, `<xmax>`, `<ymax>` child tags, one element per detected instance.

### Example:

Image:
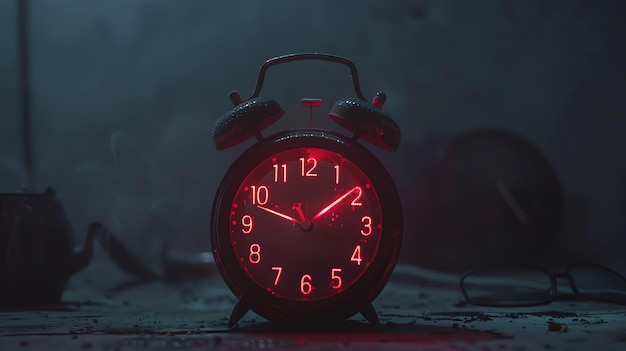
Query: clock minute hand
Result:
<box><xmin>311</xmin><ymin>186</ymin><xmax>359</xmax><ymax>222</ymax></box>
<box><xmin>257</xmin><ymin>205</ymin><xmax>302</xmax><ymax>224</ymax></box>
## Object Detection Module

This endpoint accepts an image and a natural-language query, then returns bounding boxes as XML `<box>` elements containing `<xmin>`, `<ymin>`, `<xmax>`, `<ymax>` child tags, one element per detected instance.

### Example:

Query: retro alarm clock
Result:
<box><xmin>210</xmin><ymin>53</ymin><xmax>402</xmax><ymax>327</ymax></box>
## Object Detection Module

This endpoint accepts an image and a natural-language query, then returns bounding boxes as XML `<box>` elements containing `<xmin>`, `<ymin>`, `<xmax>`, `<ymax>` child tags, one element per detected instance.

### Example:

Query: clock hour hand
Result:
<box><xmin>311</xmin><ymin>186</ymin><xmax>360</xmax><ymax>222</ymax></box>
<box><xmin>257</xmin><ymin>205</ymin><xmax>302</xmax><ymax>224</ymax></box>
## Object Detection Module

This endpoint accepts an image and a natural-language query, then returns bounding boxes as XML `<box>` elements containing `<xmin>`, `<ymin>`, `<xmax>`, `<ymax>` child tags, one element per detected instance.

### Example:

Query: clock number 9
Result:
<box><xmin>242</xmin><ymin>215</ymin><xmax>253</xmax><ymax>234</ymax></box>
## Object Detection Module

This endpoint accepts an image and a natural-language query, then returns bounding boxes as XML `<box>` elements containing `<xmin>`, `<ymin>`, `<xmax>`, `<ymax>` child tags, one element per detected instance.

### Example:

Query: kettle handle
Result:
<box><xmin>70</xmin><ymin>222</ymin><xmax>101</xmax><ymax>275</ymax></box>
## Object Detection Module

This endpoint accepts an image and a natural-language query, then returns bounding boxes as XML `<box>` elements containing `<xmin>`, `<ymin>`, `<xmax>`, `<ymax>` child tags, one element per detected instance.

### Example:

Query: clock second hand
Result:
<box><xmin>311</xmin><ymin>186</ymin><xmax>360</xmax><ymax>222</ymax></box>
<box><xmin>257</xmin><ymin>205</ymin><xmax>302</xmax><ymax>224</ymax></box>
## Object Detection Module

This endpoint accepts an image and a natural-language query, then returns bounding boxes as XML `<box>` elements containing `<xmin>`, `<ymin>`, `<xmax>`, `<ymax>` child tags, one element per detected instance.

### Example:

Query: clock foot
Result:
<box><xmin>227</xmin><ymin>299</ymin><xmax>250</xmax><ymax>328</ymax></box>
<box><xmin>359</xmin><ymin>303</ymin><xmax>380</xmax><ymax>326</ymax></box>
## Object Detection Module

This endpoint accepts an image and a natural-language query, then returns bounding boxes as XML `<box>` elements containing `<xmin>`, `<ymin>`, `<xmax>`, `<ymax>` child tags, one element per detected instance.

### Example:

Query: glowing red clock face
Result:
<box><xmin>229</xmin><ymin>147</ymin><xmax>382</xmax><ymax>301</ymax></box>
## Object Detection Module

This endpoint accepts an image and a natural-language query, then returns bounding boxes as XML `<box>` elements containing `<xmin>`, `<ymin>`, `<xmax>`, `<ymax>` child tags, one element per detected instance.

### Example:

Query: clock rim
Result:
<box><xmin>211</xmin><ymin>128</ymin><xmax>403</xmax><ymax>322</ymax></box>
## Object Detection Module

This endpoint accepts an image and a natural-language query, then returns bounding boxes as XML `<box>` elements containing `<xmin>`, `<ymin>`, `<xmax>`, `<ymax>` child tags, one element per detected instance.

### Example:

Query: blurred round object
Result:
<box><xmin>416</xmin><ymin>129</ymin><xmax>564</xmax><ymax>272</ymax></box>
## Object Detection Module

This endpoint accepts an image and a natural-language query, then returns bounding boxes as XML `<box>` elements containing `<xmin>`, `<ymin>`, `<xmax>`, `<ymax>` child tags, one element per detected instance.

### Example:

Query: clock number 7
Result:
<box><xmin>271</xmin><ymin>266</ymin><xmax>282</xmax><ymax>285</ymax></box>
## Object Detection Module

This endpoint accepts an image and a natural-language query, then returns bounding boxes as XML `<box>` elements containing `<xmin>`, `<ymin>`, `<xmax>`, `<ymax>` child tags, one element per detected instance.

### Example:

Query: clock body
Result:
<box><xmin>211</xmin><ymin>129</ymin><xmax>402</xmax><ymax>323</ymax></box>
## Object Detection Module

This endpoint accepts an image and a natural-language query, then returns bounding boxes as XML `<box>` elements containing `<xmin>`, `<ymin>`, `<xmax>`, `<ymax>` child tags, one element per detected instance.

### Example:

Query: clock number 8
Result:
<box><xmin>249</xmin><ymin>243</ymin><xmax>261</xmax><ymax>264</ymax></box>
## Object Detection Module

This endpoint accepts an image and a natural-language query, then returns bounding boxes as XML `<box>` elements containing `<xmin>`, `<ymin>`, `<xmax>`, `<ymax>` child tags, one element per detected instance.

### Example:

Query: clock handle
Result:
<box><xmin>248</xmin><ymin>53</ymin><xmax>366</xmax><ymax>101</ymax></box>
<box><xmin>227</xmin><ymin>299</ymin><xmax>251</xmax><ymax>328</ymax></box>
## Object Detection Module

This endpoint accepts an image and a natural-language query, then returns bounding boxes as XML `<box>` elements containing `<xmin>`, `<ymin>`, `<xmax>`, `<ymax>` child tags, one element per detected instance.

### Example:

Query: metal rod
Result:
<box><xmin>18</xmin><ymin>0</ymin><xmax>35</xmax><ymax>191</ymax></box>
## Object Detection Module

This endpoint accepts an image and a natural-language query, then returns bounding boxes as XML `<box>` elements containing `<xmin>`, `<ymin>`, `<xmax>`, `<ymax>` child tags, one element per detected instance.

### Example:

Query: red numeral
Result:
<box><xmin>351</xmin><ymin>187</ymin><xmax>363</xmax><ymax>206</ymax></box>
<box><xmin>351</xmin><ymin>245</ymin><xmax>362</xmax><ymax>265</ymax></box>
<box><xmin>272</xmin><ymin>266</ymin><xmax>282</xmax><ymax>285</ymax></box>
<box><xmin>250</xmin><ymin>185</ymin><xmax>269</xmax><ymax>205</ymax></box>
<box><xmin>301</xmin><ymin>274</ymin><xmax>313</xmax><ymax>295</ymax></box>
<box><xmin>249</xmin><ymin>243</ymin><xmax>261</xmax><ymax>264</ymax></box>
<box><xmin>273</xmin><ymin>163</ymin><xmax>287</xmax><ymax>183</ymax></box>
<box><xmin>360</xmin><ymin>216</ymin><xmax>372</xmax><ymax>236</ymax></box>
<box><xmin>299</xmin><ymin>157</ymin><xmax>318</xmax><ymax>177</ymax></box>
<box><xmin>242</xmin><ymin>215</ymin><xmax>253</xmax><ymax>234</ymax></box>
<box><xmin>334</xmin><ymin>165</ymin><xmax>340</xmax><ymax>184</ymax></box>
<box><xmin>331</xmin><ymin>268</ymin><xmax>342</xmax><ymax>289</ymax></box>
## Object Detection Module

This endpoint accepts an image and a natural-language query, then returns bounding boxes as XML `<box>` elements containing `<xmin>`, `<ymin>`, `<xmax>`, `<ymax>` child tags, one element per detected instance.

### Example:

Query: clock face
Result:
<box><xmin>228</xmin><ymin>147</ymin><xmax>382</xmax><ymax>301</ymax></box>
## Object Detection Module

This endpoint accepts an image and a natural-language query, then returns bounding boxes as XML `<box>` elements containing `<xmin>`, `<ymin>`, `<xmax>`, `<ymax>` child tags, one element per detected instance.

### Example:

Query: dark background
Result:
<box><xmin>1</xmin><ymin>0</ymin><xmax>624</xmax><ymax>272</ymax></box>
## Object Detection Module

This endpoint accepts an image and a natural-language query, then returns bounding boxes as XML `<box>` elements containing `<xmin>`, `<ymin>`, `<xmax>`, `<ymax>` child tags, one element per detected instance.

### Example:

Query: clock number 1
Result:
<box><xmin>334</xmin><ymin>165</ymin><xmax>340</xmax><ymax>184</ymax></box>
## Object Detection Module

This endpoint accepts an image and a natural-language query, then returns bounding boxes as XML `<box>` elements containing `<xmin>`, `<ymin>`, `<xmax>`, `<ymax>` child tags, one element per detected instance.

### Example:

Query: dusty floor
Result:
<box><xmin>1</xmin><ymin>262</ymin><xmax>625</xmax><ymax>350</ymax></box>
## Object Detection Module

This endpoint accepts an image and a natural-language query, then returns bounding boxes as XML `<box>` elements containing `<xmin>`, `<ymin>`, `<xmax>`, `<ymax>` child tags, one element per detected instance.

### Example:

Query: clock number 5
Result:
<box><xmin>331</xmin><ymin>268</ymin><xmax>342</xmax><ymax>289</ymax></box>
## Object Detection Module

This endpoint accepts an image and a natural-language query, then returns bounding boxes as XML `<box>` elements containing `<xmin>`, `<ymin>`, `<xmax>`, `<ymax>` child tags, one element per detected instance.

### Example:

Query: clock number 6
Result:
<box><xmin>301</xmin><ymin>274</ymin><xmax>313</xmax><ymax>295</ymax></box>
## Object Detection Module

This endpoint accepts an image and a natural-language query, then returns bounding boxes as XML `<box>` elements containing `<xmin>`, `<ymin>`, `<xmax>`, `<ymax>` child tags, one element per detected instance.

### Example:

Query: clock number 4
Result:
<box><xmin>351</xmin><ymin>245</ymin><xmax>362</xmax><ymax>265</ymax></box>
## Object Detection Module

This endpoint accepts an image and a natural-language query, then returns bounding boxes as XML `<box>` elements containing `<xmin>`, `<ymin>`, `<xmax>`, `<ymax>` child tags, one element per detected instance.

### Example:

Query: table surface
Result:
<box><xmin>1</xmin><ymin>259</ymin><xmax>625</xmax><ymax>351</ymax></box>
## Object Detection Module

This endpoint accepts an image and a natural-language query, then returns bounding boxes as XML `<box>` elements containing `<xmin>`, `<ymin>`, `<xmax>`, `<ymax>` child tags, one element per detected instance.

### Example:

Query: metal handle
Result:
<box><xmin>247</xmin><ymin>53</ymin><xmax>366</xmax><ymax>100</ymax></box>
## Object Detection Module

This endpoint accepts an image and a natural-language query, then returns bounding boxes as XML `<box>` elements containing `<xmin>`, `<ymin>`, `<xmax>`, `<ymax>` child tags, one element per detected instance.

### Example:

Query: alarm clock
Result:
<box><xmin>210</xmin><ymin>53</ymin><xmax>402</xmax><ymax>327</ymax></box>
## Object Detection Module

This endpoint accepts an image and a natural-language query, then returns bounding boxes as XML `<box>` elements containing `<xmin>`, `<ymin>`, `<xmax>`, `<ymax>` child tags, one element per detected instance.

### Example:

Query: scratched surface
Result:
<box><xmin>1</xmin><ymin>262</ymin><xmax>625</xmax><ymax>350</ymax></box>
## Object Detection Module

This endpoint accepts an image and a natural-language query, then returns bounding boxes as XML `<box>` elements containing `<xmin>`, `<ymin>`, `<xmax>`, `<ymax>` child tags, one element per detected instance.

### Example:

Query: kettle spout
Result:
<box><xmin>70</xmin><ymin>222</ymin><xmax>102</xmax><ymax>275</ymax></box>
